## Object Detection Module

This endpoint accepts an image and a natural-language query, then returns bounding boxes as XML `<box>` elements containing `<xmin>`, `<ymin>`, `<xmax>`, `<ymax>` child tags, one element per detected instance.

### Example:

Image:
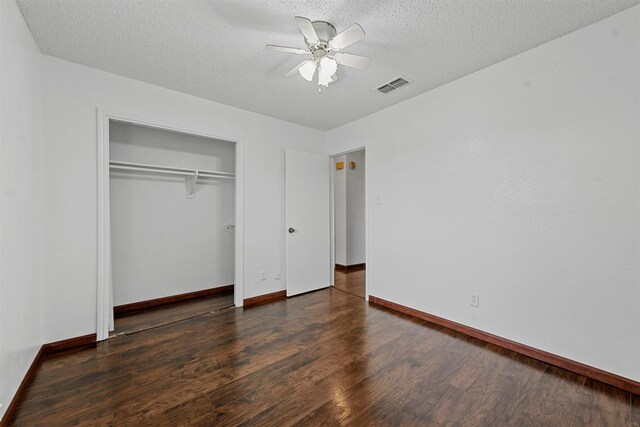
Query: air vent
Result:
<box><xmin>377</xmin><ymin>77</ymin><xmax>410</xmax><ymax>94</ymax></box>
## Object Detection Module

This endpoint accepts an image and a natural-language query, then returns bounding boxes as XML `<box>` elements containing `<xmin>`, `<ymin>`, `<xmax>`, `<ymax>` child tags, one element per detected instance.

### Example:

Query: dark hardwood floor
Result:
<box><xmin>333</xmin><ymin>267</ymin><xmax>365</xmax><ymax>298</ymax></box>
<box><xmin>113</xmin><ymin>293</ymin><xmax>234</xmax><ymax>335</ymax></box>
<box><xmin>12</xmin><ymin>288</ymin><xmax>638</xmax><ymax>426</ymax></box>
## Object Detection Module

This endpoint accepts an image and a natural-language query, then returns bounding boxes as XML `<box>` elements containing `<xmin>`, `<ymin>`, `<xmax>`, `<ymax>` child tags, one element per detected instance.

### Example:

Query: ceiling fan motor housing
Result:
<box><xmin>306</xmin><ymin>21</ymin><xmax>337</xmax><ymax>48</ymax></box>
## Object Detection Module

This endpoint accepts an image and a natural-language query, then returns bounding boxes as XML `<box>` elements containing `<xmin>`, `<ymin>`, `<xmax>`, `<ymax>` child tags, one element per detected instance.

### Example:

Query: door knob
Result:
<box><xmin>288</xmin><ymin>227</ymin><xmax>296</xmax><ymax>233</ymax></box>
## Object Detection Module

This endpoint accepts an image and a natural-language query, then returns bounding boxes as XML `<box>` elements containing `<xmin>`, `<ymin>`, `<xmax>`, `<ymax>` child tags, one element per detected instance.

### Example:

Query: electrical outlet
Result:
<box><xmin>470</xmin><ymin>294</ymin><xmax>480</xmax><ymax>308</ymax></box>
<box><xmin>260</xmin><ymin>270</ymin><xmax>267</xmax><ymax>281</ymax></box>
<box><xmin>274</xmin><ymin>270</ymin><xmax>281</xmax><ymax>280</ymax></box>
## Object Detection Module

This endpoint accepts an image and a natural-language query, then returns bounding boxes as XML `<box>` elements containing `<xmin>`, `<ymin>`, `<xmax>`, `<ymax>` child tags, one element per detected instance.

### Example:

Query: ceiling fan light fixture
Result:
<box><xmin>298</xmin><ymin>60</ymin><xmax>316</xmax><ymax>81</ymax></box>
<box><xmin>317</xmin><ymin>56</ymin><xmax>337</xmax><ymax>87</ymax></box>
<box><xmin>267</xmin><ymin>16</ymin><xmax>368</xmax><ymax>89</ymax></box>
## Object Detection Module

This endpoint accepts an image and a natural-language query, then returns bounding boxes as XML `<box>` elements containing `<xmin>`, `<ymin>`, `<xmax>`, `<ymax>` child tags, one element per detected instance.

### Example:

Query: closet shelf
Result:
<box><xmin>109</xmin><ymin>160</ymin><xmax>234</xmax><ymax>199</ymax></box>
<box><xmin>109</xmin><ymin>160</ymin><xmax>234</xmax><ymax>178</ymax></box>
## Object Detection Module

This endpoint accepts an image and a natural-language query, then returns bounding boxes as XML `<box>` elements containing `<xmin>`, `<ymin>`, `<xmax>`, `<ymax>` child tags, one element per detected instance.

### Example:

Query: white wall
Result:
<box><xmin>334</xmin><ymin>155</ymin><xmax>347</xmax><ymax>266</ymax></box>
<box><xmin>42</xmin><ymin>55</ymin><xmax>324</xmax><ymax>343</ymax></box>
<box><xmin>0</xmin><ymin>0</ymin><xmax>43</xmax><ymax>417</ymax></box>
<box><xmin>334</xmin><ymin>151</ymin><xmax>366</xmax><ymax>267</ymax></box>
<box><xmin>345</xmin><ymin>150</ymin><xmax>366</xmax><ymax>266</ymax></box>
<box><xmin>325</xmin><ymin>6</ymin><xmax>640</xmax><ymax>381</ymax></box>
<box><xmin>109</xmin><ymin>122</ymin><xmax>235</xmax><ymax>306</ymax></box>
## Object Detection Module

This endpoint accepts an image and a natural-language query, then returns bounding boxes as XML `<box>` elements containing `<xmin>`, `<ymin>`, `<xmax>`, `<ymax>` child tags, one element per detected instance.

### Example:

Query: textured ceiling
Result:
<box><xmin>17</xmin><ymin>0</ymin><xmax>639</xmax><ymax>130</ymax></box>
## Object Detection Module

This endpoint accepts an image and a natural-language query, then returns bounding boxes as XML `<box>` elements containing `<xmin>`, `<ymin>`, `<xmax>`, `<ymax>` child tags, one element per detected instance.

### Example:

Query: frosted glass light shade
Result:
<box><xmin>299</xmin><ymin>60</ymin><xmax>317</xmax><ymax>81</ymax></box>
<box><xmin>317</xmin><ymin>57</ymin><xmax>337</xmax><ymax>87</ymax></box>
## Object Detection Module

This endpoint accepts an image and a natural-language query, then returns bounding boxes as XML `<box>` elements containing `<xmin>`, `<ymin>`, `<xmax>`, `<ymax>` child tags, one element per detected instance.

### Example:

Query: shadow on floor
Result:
<box><xmin>112</xmin><ymin>293</ymin><xmax>234</xmax><ymax>336</ymax></box>
<box><xmin>333</xmin><ymin>267</ymin><xmax>365</xmax><ymax>298</ymax></box>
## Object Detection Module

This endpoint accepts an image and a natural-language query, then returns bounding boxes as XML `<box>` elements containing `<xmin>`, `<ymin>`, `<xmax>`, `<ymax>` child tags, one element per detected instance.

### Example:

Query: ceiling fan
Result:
<box><xmin>266</xmin><ymin>16</ymin><xmax>370</xmax><ymax>89</ymax></box>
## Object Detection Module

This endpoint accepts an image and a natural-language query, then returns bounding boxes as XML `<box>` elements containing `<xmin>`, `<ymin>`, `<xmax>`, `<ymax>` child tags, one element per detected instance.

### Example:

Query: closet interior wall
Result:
<box><xmin>109</xmin><ymin>121</ymin><xmax>235</xmax><ymax>307</ymax></box>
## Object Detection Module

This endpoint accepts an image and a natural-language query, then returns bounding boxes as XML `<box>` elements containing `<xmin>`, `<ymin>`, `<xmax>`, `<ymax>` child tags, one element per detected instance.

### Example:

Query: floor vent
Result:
<box><xmin>377</xmin><ymin>77</ymin><xmax>410</xmax><ymax>94</ymax></box>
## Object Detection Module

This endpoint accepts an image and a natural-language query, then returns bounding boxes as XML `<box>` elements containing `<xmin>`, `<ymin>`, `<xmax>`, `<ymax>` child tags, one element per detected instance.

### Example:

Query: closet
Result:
<box><xmin>108</xmin><ymin>121</ymin><xmax>235</xmax><ymax>333</ymax></box>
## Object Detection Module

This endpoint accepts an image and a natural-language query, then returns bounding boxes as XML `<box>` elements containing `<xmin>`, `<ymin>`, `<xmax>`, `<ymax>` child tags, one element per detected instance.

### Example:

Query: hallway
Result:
<box><xmin>333</xmin><ymin>268</ymin><xmax>365</xmax><ymax>299</ymax></box>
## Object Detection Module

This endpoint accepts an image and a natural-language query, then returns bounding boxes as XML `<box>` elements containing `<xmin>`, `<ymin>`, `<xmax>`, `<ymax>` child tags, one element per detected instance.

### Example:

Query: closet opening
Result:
<box><xmin>96</xmin><ymin>110</ymin><xmax>244</xmax><ymax>341</ymax></box>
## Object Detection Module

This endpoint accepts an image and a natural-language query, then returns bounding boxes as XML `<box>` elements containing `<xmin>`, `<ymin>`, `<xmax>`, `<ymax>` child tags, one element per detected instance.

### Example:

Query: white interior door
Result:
<box><xmin>285</xmin><ymin>149</ymin><xmax>330</xmax><ymax>296</ymax></box>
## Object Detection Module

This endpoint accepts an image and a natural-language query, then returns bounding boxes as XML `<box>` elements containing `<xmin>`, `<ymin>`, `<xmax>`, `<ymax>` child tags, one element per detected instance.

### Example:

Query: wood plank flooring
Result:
<box><xmin>12</xmin><ymin>288</ymin><xmax>639</xmax><ymax>426</ymax></box>
<box><xmin>113</xmin><ymin>293</ymin><xmax>234</xmax><ymax>335</ymax></box>
<box><xmin>333</xmin><ymin>268</ymin><xmax>365</xmax><ymax>298</ymax></box>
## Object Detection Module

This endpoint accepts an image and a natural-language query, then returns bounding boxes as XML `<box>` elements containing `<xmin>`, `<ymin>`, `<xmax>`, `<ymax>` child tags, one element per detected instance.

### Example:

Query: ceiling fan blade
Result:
<box><xmin>328</xmin><ymin>23</ymin><xmax>365</xmax><ymax>50</ymax></box>
<box><xmin>334</xmin><ymin>52</ymin><xmax>370</xmax><ymax>69</ymax></box>
<box><xmin>266</xmin><ymin>45</ymin><xmax>309</xmax><ymax>55</ymax></box>
<box><xmin>286</xmin><ymin>60</ymin><xmax>313</xmax><ymax>77</ymax></box>
<box><xmin>294</xmin><ymin>16</ymin><xmax>319</xmax><ymax>44</ymax></box>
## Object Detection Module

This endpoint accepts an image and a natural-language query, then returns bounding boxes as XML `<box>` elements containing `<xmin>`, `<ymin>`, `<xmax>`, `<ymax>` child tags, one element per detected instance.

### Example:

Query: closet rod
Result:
<box><xmin>109</xmin><ymin>160</ymin><xmax>235</xmax><ymax>179</ymax></box>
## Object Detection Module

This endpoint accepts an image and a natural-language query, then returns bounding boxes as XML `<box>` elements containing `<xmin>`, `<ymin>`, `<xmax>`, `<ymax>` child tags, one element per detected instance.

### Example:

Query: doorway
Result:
<box><xmin>331</xmin><ymin>148</ymin><xmax>366</xmax><ymax>299</ymax></box>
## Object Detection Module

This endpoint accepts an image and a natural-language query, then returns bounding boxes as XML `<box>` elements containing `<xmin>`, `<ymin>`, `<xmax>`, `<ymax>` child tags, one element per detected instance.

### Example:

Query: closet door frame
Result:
<box><xmin>96</xmin><ymin>108</ymin><xmax>244</xmax><ymax>341</ymax></box>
